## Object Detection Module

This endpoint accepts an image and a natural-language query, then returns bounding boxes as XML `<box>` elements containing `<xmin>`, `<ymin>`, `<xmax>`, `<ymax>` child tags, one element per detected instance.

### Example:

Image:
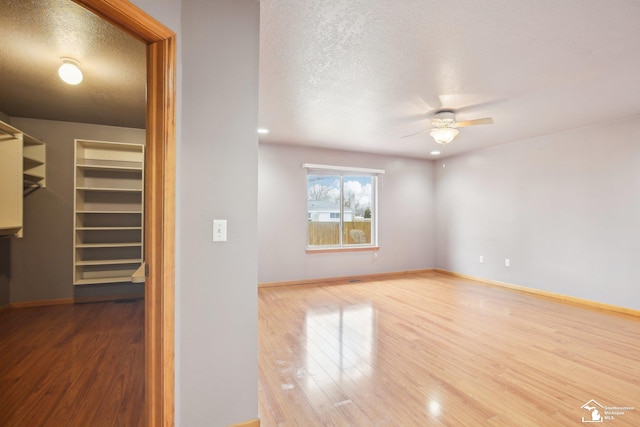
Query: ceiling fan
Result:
<box><xmin>401</xmin><ymin>109</ymin><xmax>493</xmax><ymax>144</ymax></box>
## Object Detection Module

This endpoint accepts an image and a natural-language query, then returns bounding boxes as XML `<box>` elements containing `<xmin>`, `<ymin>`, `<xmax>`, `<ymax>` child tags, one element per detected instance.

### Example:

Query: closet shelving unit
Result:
<box><xmin>73</xmin><ymin>139</ymin><xmax>144</xmax><ymax>285</ymax></box>
<box><xmin>0</xmin><ymin>120</ymin><xmax>46</xmax><ymax>238</ymax></box>
<box><xmin>23</xmin><ymin>133</ymin><xmax>47</xmax><ymax>192</ymax></box>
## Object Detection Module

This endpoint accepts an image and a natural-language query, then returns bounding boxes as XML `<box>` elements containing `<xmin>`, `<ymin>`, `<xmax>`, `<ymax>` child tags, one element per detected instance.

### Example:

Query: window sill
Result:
<box><xmin>306</xmin><ymin>246</ymin><xmax>380</xmax><ymax>254</ymax></box>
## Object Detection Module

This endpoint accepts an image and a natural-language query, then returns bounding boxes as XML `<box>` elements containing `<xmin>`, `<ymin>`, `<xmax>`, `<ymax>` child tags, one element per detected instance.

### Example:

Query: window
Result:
<box><xmin>305</xmin><ymin>164</ymin><xmax>383</xmax><ymax>250</ymax></box>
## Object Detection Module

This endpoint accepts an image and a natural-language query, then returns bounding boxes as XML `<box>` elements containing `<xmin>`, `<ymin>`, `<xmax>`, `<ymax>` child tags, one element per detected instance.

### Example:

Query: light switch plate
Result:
<box><xmin>213</xmin><ymin>219</ymin><xmax>227</xmax><ymax>242</ymax></box>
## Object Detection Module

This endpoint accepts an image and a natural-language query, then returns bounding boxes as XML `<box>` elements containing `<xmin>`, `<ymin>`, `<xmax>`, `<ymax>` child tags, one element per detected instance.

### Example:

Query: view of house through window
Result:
<box><xmin>307</xmin><ymin>172</ymin><xmax>377</xmax><ymax>248</ymax></box>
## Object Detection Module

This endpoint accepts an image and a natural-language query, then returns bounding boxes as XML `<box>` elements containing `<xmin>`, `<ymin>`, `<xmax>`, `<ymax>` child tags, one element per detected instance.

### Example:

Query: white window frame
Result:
<box><xmin>304</xmin><ymin>163</ymin><xmax>384</xmax><ymax>252</ymax></box>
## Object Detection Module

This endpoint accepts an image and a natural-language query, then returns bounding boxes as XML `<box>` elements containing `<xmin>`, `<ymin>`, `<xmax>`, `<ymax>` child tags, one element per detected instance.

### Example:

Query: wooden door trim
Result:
<box><xmin>73</xmin><ymin>1</ymin><xmax>176</xmax><ymax>425</ymax></box>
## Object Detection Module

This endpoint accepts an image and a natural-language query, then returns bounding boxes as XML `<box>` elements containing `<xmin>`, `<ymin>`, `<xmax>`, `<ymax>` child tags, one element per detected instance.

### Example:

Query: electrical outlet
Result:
<box><xmin>479</xmin><ymin>255</ymin><xmax>484</xmax><ymax>263</ymax></box>
<box><xmin>505</xmin><ymin>258</ymin><xmax>510</xmax><ymax>267</ymax></box>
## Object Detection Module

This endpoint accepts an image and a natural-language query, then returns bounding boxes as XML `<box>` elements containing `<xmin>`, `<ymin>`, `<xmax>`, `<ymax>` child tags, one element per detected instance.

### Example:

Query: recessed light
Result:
<box><xmin>257</xmin><ymin>128</ymin><xmax>269</xmax><ymax>134</ymax></box>
<box><xmin>430</xmin><ymin>150</ymin><xmax>441</xmax><ymax>156</ymax></box>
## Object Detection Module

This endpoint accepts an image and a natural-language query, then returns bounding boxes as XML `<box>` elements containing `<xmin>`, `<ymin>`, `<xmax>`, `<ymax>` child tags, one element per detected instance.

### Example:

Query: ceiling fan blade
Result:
<box><xmin>454</xmin><ymin>117</ymin><xmax>493</xmax><ymax>127</ymax></box>
<box><xmin>400</xmin><ymin>128</ymin><xmax>430</xmax><ymax>139</ymax></box>
<box><xmin>422</xmin><ymin>94</ymin><xmax>443</xmax><ymax>111</ymax></box>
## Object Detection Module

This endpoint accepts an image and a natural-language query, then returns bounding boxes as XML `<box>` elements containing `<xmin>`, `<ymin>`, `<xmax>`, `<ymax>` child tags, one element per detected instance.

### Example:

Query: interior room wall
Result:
<box><xmin>8</xmin><ymin>117</ymin><xmax>145</xmax><ymax>303</ymax></box>
<box><xmin>435</xmin><ymin>116</ymin><xmax>640</xmax><ymax>311</ymax></box>
<box><xmin>259</xmin><ymin>143</ymin><xmax>436</xmax><ymax>283</ymax></box>
<box><xmin>177</xmin><ymin>0</ymin><xmax>259</xmax><ymax>425</ymax></box>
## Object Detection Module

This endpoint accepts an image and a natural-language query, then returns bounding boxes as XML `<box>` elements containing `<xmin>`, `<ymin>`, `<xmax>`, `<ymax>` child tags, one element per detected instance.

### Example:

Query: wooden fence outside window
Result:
<box><xmin>308</xmin><ymin>221</ymin><xmax>372</xmax><ymax>246</ymax></box>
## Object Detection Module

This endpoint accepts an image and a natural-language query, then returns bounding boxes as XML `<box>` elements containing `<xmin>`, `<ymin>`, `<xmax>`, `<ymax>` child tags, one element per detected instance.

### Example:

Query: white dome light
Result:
<box><xmin>58</xmin><ymin>58</ymin><xmax>83</xmax><ymax>85</ymax></box>
<box><xmin>429</xmin><ymin>127</ymin><xmax>459</xmax><ymax>145</ymax></box>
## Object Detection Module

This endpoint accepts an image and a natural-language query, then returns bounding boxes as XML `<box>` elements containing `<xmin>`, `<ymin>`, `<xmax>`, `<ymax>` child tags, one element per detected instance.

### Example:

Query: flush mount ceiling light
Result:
<box><xmin>257</xmin><ymin>128</ymin><xmax>270</xmax><ymax>134</ymax></box>
<box><xmin>429</xmin><ymin>127</ymin><xmax>459</xmax><ymax>145</ymax></box>
<box><xmin>58</xmin><ymin>58</ymin><xmax>83</xmax><ymax>85</ymax></box>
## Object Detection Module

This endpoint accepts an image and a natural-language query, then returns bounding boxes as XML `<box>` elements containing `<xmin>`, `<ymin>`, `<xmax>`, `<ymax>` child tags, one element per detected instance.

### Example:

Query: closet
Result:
<box><xmin>0</xmin><ymin>120</ymin><xmax>46</xmax><ymax>238</ymax></box>
<box><xmin>73</xmin><ymin>139</ymin><xmax>144</xmax><ymax>285</ymax></box>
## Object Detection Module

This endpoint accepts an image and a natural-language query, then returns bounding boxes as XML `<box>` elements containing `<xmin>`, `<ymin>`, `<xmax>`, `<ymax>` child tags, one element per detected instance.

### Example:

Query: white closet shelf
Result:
<box><xmin>77</xmin><ymin>159</ymin><xmax>143</xmax><ymax>171</ymax></box>
<box><xmin>76</xmin><ymin>187</ymin><xmax>142</xmax><ymax>192</ymax></box>
<box><xmin>76</xmin><ymin>226</ymin><xmax>142</xmax><ymax>230</ymax></box>
<box><xmin>74</xmin><ymin>139</ymin><xmax>144</xmax><ymax>285</ymax></box>
<box><xmin>75</xmin><ymin>276</ymin><xmax>135</xmax><ymax>285</ymax></box>
<box><xmin>0</xmin><ymin>120</ymin><xmax>46</xmax><ymax>238</ymax></box>
<box><xmin>23</xmin><ymin>134</ymin><xmax>44</xmax><ymax>146</ymax></box>
<box><xmin>76</xmin><ymin>242</ymin><xmax>142</xmax><ymax>248</ymax></box>
<box><xmin>76</xmin><ymin>210</ymin><xmax>142</xmax><ymax>214</ymax></box>
<box><xmin>75</xmin><ymin>258</ymin><xmax>142</xmax><ymax>266</ymax></box>
<box><xmin>24</xmin><ymin>157</ymin><xmax>45</xmax><ymax>166</ymax></box>
<box><xmin>24</xmin><ymin>173</ymin><xmax>45</xmax><ymax>183</ymax></box>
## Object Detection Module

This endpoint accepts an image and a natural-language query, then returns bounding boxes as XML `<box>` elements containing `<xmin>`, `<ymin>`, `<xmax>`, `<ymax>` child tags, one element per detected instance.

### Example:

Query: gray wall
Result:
<box><xmin>178</xmin><ymin>0</ymin><xmax>259</xmax><ymax>425</ymax></box>
<box><xmin>259</xmin><ymin>143</ymin><xmax>436</xmax><ymax>283</ymax></box>
<box><xmin>9</xmin><ymin>117</ymin><xmax>145</xmax><ymax>302</ymax></box>
<box><xmin>435</xmin><ymin>116</ymin><xmax>640</xmax><ymax>310</ymax></box>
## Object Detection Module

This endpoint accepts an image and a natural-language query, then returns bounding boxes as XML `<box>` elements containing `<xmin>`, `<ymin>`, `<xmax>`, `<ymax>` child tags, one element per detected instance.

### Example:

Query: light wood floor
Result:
<box><xmin>0</xmin><ymin>299</ymin><xmax>144</xmax><ymax>427</ymax></box>
<box><xmin>258</xmin><ymin>272</ymin><xmax>640</xmax><ymax>426</ymax></box>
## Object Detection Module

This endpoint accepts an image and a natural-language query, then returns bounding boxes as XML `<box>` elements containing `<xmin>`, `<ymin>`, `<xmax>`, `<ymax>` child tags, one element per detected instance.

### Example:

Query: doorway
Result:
<box><xmin>72</xmin><ymin>1</ymin><xmax>176</xmax><ymax>424</ymax></box>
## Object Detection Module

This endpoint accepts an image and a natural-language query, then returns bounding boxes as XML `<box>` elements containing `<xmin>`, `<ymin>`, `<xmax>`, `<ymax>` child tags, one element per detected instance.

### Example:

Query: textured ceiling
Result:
<box><xmin>259</xmin><ymin>0</ymin><xmax>640</xmax><ymax>158</ymax></box>
<box><xmin>0</xmin><ymin>0</ymin><xmax>146</xmax><ymax>129</ymax></box>
<box><xmin>3</xmin><ymin>1</ymin><xmax>640</xmax><ymax>156</ymax></box>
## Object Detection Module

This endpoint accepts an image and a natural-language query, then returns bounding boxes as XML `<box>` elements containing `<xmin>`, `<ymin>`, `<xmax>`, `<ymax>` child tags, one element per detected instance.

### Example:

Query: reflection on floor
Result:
<box><xmin>305</xmin><ymin>304</ymin><xmax>374</xmax><ymax>389</ymax></box>
<box><xmin>258</xmin><ymin>272</ymin><xmax>640</xmax><ymax>426</ymax></box>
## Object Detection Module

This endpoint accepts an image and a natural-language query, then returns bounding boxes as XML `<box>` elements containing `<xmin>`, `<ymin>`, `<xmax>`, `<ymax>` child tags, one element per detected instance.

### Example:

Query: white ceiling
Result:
<box><xmin>2</xmin><ymin>1</ymin><xmax>640</xmax><ymax>158</ymax></box>
<box><xmin>259</xmin><ymin>0</ymin><xmax>640</xmax><ymax>158</ymax></box>
<box><xmin>0</xmin><ymin>0</ymin><xmax>146</xmax><ymax>129</ymax></box>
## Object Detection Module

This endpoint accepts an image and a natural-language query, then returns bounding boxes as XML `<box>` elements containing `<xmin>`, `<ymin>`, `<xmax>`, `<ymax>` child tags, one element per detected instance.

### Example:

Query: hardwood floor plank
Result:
<box><xmin>258</xmin><ymin>272</ymin><xmax>640</xmax><ymax>426</ymax></box>
<box><xmin>0</xmin><ymin>300</ymin><xmax>144</xmax><ymax>427</ymax></box>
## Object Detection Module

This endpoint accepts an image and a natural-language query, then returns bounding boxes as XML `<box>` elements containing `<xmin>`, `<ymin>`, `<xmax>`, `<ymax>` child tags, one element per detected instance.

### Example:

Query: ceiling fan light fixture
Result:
<box><xmin>429</xmin><ymin>127</ymin><xmax>459</xmax><ymax>144</ymax></box>
<box><xmin>58</xmin><ymin>58</ymin><xmax>83</xmax><ymax>85</ymax></box>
